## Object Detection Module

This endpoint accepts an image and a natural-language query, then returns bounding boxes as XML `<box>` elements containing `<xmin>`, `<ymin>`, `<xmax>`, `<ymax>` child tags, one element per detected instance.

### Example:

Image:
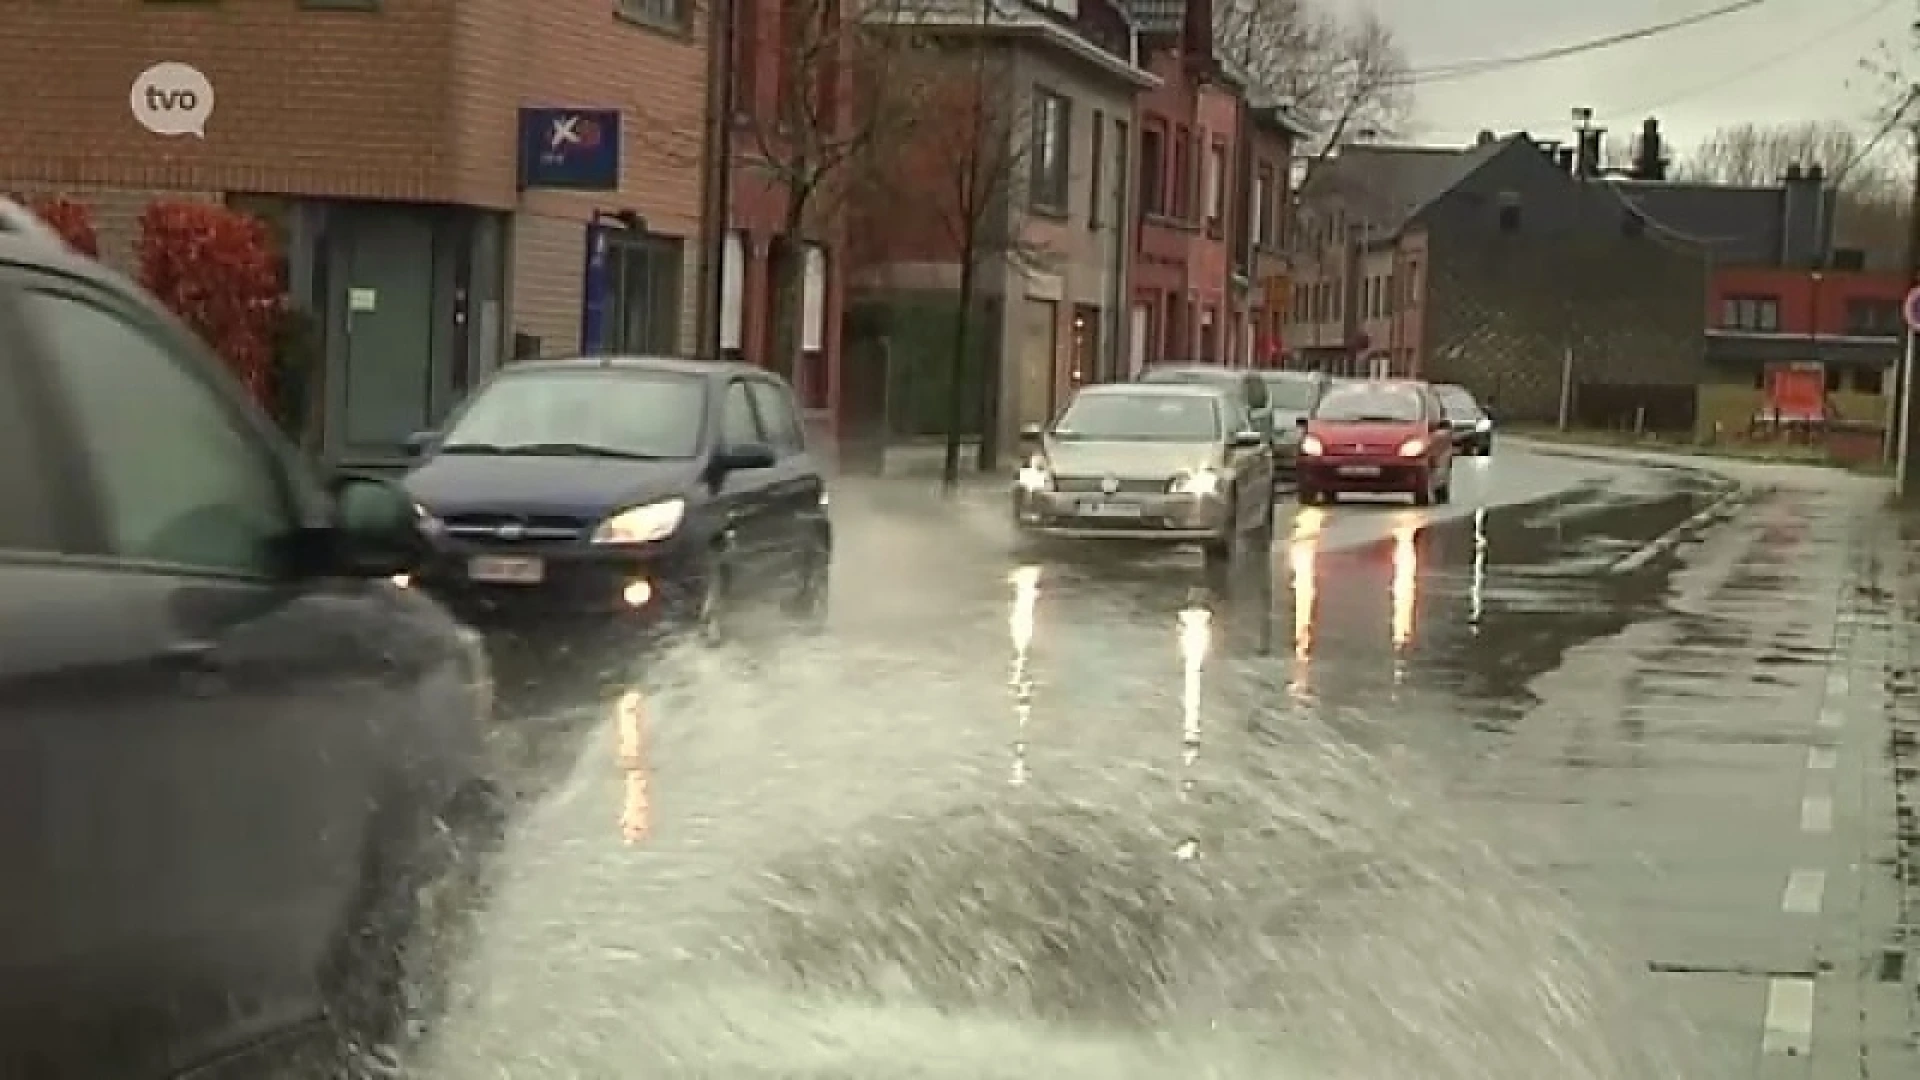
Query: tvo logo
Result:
<box><xmin>130</xmin><ymin>63</ymin><xmax>215</xmax><ymax>138</ymax></box>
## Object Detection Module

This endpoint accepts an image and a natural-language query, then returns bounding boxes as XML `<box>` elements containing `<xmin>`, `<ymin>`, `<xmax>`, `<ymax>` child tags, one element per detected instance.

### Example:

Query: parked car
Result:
<box><xmin>402</xmin><ymin>357</ymin><xmax>831</xmax><ymax>647</ymax></box>
<box><xmin>1296</xmin><ymin>379</ymin><xmax>1456</xmax><ymax>506</ymax></box>
<box><xmin>1434</xmin><ymin>383</ymin><xmax>1495</xmax><ymax>455</ymax></box>
<box><xmin>1012</xmin><ymin>383</ymin><xmax>1274</xmax><ymax>563</ymax></box>
<box><xmin>1257</xmin><ymin>370</ymin><xmax>1331</xmax><ymax>486</ymax></box>
<box><xmin>1137</xmin><ymin>363</ymin><xmax>1273</xmax><ymax>437</ymax></box>
<box><xmin>0</xmin><ymin>198</ymin><xmax>496</xmax><ymax>1076</ymax></box>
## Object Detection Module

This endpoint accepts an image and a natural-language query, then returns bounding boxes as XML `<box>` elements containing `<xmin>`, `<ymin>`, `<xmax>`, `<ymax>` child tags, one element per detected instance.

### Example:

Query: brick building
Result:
<box><xmin>1128</xmin><ymin>0</ymin><xmax>1245</xmax><ymax>370</ymax></box>
<box><xmin>1236</xmin><ymin>100</ymin><xmax>1309</xmax><ymax>366</ymax></box>
<box><xmin>846</xmin><ymin>0</ymin><xmax>1151</xmax><ymax>448</ymax></box>
<box><xmin>0</xmin><ymin>0</ymin><xmax>709</xmax><ymax>466</ymax></box>
<box><xmin>722</xmin><ymin>0</ymin><xmax>849</xmax><ymax>424</ymax></box>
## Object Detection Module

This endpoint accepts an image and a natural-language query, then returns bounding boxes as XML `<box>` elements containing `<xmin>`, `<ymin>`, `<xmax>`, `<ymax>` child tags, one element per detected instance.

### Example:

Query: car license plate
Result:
<box><xmin>1080</xmin><ymin>501</ymin><xmax>1142</xmax><ymax>518</ymax></box>
<box><xmin>469</xmin><ymin>555</ymin><xmax>545</xmax><ymax>584</ymax></box>
<box><xmin>1338</xmin><ymin>465</ymin><xmax>1381</xmax><ymax>478</ymax></box>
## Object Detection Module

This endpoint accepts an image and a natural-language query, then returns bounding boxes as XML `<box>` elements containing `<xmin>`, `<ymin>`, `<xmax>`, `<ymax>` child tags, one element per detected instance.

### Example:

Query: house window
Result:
<box><xmin>617</xmin><ymin>0</ymin><xmax>687</xmax><ymax>30</ymax></box>
<box><xmin>1205</xmin><ymin>139</ymin><xmax>1227</xmax><ymax>233</ymax></box>
<box><xmin>1172</xmin><ymin>127</ymin><xmax>1191</xmax><ymax>219</ymax></box>
<box><xmin>1721</xmin><ymin>295</ymin><xmax>1781</xmax><ymax>331</ymax></box>
<box><xmin>1089</xmin><ymin>111</ymin><xmax>1105</xmax><ymax>229</ymax></box>
<box><xmin>1140</xmin><ymin>124</ymin><xmax>1165</xmax><ymax>216</ymax></box>
<box><xmin>1846</xmin><ymin>297</ymin><xmax>1901</xmax><ymax>336</ymax></box>
<box><xmin>1030</xmin><ymin>88</ymin><xmax>1072</xmax><ymax>213</ymax></box>
<box><xmin>1254</xmin><ymin>166</ymin><xmax>1275</xmax><ymax>248</ymax></box>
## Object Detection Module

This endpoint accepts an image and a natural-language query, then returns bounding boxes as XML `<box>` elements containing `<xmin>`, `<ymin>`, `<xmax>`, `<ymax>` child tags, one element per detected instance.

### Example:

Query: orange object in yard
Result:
<box><xmin>1763</xmin><ymin>367</ymin><xmax>1827</xmax><ymax>423</ymax></box>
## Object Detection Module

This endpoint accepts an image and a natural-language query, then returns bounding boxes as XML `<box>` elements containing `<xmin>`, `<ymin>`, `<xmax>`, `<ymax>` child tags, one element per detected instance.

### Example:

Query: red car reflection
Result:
<box><xmin>1296</xmin><ymin>380</ymin><xmax>1456</xmax><ymax>506</ymax></box>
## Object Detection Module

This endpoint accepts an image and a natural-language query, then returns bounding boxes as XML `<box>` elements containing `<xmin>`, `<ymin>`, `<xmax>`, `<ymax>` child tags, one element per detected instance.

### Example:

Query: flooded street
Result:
<box><xmin>400</xmin><ymin>445</ymin><xmax>1912</xmax><ymax>1079</ymax></box>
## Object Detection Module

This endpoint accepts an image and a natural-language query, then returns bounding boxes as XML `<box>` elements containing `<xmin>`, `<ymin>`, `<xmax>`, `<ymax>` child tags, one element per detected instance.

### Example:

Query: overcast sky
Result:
<box><xmin>1329</xmin><ymin>0</ymin><xmax>1911</xmax><ymax>154</ymax></box>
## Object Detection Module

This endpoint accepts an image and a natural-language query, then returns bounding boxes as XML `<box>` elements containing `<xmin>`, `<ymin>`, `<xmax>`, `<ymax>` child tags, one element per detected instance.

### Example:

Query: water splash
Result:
<box><xmin>1009</xmin><ymin>565</ymin><xmax>1041</xmax><ymax>787</ymax></box>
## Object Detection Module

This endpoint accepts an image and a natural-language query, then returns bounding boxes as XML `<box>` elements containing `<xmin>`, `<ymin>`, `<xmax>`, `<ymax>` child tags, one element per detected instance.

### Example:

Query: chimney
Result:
<box><xmin>1475</xmin><ymin>129</ymin><xmax>1496</xmax><ymax>147</ymax></box>
<box><xmin>1632</xmin><ymin>117</ymin><xmax>1666</xmax><ymax>180</ymax></box>
<box><xmin>1779</xmin><ymin>163</ymin><xmax>1823</xmax><ymax>267</ymax></box>
<box><xmin>1573</xmin><ymin>128</ymin><xmax>1604</xmax><ymax>178</ymax></box>
<box><xmin>1182</xmin><ymin>0</ymin><xmax>1214</xmax><ymax>58</ymax></box>
<box><xmin>1555</xmin><ymin>147</ymin><xmax>1575</xmax><ymax>173</ymax></box>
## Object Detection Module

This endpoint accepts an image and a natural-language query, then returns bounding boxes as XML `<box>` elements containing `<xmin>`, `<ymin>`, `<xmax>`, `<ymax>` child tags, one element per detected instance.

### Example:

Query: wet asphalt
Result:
<box><xmin>363</xmin><ymin>445</ymin><xmax>1915</xmax><ymax>1079</ymax></box>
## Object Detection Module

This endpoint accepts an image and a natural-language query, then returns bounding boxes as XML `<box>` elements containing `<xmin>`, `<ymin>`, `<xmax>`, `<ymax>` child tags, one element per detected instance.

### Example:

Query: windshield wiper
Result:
<box><xmin>436</xmin><ymin>442</ymin><xmax>505</xmax><ymax>454</ymax></box>
<box><xmin>1339</xmin><ymin>415</ymin><xmax>1417</xmax><ymax>424</ymax></box>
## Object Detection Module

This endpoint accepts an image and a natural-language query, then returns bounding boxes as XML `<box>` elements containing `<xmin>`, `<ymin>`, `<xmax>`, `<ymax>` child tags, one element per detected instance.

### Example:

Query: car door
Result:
<box><xmin>745</xmin><ymin>377</ymin><xmax>823</xmax><ymax>584</ymax></box>
<box><xmin>713</xmin><ymin>377</ymin><xmax>782</xmax><ymax>595</ymax></box>
<box><xmin>0</xmin><ymin>271</ymin><xmax>391</xmax><ymax>1074</ymax></box>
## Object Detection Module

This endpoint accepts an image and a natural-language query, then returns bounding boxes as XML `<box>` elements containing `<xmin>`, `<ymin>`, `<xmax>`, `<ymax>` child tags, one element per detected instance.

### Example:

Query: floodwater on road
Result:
<box><xmin>400</xmin><ymin>450</ymin><xmax>1733</xmax><ymax>1079</ymax></box>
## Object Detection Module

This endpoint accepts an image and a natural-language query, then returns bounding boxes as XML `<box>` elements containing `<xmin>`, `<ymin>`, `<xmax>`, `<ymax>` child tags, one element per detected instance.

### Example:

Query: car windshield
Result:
<box><xmin>1262</xmin><ymin>376</ymin><xmax>1320</xmax><ymax>410</ymax></box>
<box><xmin>1053</xmin><ymin>392</ymin><xmax>1222</xmax><ymax>442</ymax></box>
<box><xmin>1438</xmin><ymin>388</ymin><xmax>1484</xmax><ymax>420</ymax></box>
<box><xmin>439</xmin><ymin>369</ymin><xmax>707</xmax><ymax>458</ymax></box>
<box><xmin>1313</xmin><ymin>383</ymin><xmax>1426</xmax><ymax>423</ymax></box>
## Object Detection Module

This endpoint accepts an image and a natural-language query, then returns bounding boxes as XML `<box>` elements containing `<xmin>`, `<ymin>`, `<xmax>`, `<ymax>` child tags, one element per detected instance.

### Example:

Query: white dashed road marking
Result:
<box><xmin>1817</xmin><ymin>706</ymin><xmax>1845</xmax><ymax>729</ymax></box>
<box><xmin>1805</xmin><ymin>746</ymin><xmax>1838</xmax><ymax>770</ymax></box>
<box><xmin>1800</xmin><ymin>794</ymin><xmax>1833</xmax><ymax>833</ymax></box>
<box><xmin>1780</xmin><ymin>869</ymin><xmax>1826</xmax><ymax>914</ymax></box>
<box><xmin>1761</xmin><ymin>976</ymin><xmax>1816</xmax><ymax>1055</ymax></box>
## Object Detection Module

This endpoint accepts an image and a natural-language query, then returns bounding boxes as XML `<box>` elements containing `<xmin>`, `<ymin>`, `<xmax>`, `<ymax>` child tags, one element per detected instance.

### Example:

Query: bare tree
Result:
<box><xmin>863</xmin><ymin>28</ymin><xmax>1043</xmax><ymax>488</ymax></box>
<box><xmin>1679</xmin><ymin>120</ymin><xmax>1910</xmax><ymax>267</ymax></box>
<box><xmin>1216</xmin><ymin>0</ymin><xmax>1412</xmax><ymax>157</ymax></box>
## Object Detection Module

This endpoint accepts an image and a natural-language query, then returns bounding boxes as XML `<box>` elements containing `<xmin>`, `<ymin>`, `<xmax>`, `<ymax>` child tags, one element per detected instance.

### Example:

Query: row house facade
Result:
<box><xmin>3</xmin><ymin>0</ymin><xmax>711</xmax><ymax>467</ymax></box>
<box><xmin>1285</xmin><ymin>131</ymin><xmax>1708</xmax><ymax>429</ymax></box>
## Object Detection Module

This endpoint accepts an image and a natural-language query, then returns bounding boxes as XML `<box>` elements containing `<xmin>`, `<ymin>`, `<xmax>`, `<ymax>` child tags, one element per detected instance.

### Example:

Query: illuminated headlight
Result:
<box><xmin>591</xmin><ymin>498</ymin><xmax>685</xmax><ymax>544</ymax></box>
<box><xmin>1474</xmin><ymin>417</ymin><xmax>1492</xmax><ymax>432</ymax></box>
<box><xmin>1168</xmin><ymin>469</ymin><xmax>1221</xmax><ymax>496</ymax></box>
<box><xmin>1016</xmin><ymin>460</ymin><xmax>1053</xmax><ymax>491</ymax></box>
<box><xmin>1397</xmin><ymin>438</ymin><xmax>1428</xmax><ymax>457</ymax></box>
<box><xmin>1299</xmin><ymin>435</ymin><xmax>1324</xmax><ymax>456</ymax></box>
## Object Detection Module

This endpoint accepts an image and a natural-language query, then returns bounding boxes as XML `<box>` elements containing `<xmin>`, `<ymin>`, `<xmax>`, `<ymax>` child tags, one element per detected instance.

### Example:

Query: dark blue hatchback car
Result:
<box><xmin>401</xmin><ymin>356</ymin><xmax>832</xmax><ymax>648</ymax></box>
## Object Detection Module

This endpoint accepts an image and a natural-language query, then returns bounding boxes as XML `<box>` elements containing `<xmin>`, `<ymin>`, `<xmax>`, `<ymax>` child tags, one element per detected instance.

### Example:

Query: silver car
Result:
<box><xmin>1012</xmin><ymin>383</ymin><xmax>1274</xmax><ymax>562</ymax></box>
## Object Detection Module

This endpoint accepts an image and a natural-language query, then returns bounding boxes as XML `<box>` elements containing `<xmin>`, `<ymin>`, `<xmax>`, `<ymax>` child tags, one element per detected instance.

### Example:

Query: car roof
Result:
<box><xmin>1080</xmin><ymin>381</ymin><xmax>1226</xmax><ymax>399</ymax></box>
<box><xmin>498</xmin><ymin>354</ymin><xmax>768</xmax><ymax>381</ymax></box>
<box><xmin>1259</xmin><ymin>370</ymin><xmax>1323</xmax><ymax>381</ymax></box>
<box><xmin>1141</xmin><ymin>365</ymin><xmax>1249</xmax><ymax>380</ymax></box>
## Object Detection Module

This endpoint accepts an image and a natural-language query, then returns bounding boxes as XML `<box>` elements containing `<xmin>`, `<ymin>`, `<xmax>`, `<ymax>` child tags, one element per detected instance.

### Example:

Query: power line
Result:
<box><xmin>1608</xmin><ymin>0</ymin><xmax>1896</xmax><ymax>120</ymax></box>
<box><xmin>1398</xmin><ymin>0</ymin><xmax>1773</xmax><ymax>86</ymax></box>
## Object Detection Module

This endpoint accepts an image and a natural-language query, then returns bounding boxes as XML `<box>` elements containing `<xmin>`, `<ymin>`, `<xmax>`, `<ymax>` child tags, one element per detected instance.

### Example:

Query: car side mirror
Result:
<box><xmin>1229</xmin><ymin>428</ymin><xmax>1266</xmax><ymax>448</ymax></box>
<box><xmin>713</xmin><ymin>442</ymin><xmax>777</xmax><ymax>473</ymax></box>
<box><xmin>1019</xmin><ymin>422</ymin><xmax>1044</xmax><ymax>443</ymax></box>
<box><xmin>403</xmin><ymin>429</ymin><xmax>438</xmax><ymax>458</ymax></box>
<box><xmin>323</xmin><ymin>474</ymin><xmax>429</xmax><ymax>577</ymax></box>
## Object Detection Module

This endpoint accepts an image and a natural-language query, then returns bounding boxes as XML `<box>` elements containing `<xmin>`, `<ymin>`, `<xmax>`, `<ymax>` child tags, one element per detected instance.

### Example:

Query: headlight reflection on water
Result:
<box><xmin>1391</xmin><ymin>519</ymin><xmax>1420</xmax><ymax>652</ymax></box>
<box><xmin>1008</xmin><ymin>565</ymin><xmax>1041</xmax><ymax>786</ymax></box>
<box><xmin>1288</xmin><ymin>508</ymin><xmax>1324</xmax><ymax>701</ymax></box>
<box><xmin>614</xmin><ymin>688</ymin><xmax>650</xmax><ymax>844</ymax></box>
<box><xmin>1470</xmin><ymin>506</ymin><xmax>1489</xmax><ymax>632</ymax></box>
<box><xmin>1173</xmin><ymin>603</ymin><xmax>1211</xmax><ymax>861</ymax></box>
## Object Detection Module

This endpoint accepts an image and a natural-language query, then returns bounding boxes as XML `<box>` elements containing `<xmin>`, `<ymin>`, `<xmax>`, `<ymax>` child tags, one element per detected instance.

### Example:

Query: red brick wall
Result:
<box><xmin>1711</xmin><ymin>266</ymin><xmax>1908</xmax><ymax>335</ymax></box>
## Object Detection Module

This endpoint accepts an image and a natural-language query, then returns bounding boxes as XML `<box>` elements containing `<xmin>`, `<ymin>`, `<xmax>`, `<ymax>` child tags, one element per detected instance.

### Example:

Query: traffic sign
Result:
<box><xmin>1903</xmin><ymin>286</ymin><xmax>1920</xmax><ymax>333</ymax></box>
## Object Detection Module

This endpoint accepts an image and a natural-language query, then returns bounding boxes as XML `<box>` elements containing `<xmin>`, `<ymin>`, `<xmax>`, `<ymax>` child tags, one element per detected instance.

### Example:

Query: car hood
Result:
<box><xmin>1306</xmin><ymin>421</ymin><xmax>1427</xmax><ymax>448</ymax></box>
<box><xmin>404</xmin><ymin>452</ymin><xmax>701</xmax><ymax>518</ymax></box>
<box><xmin>1041</xmin><ymin>439</ymin><xmax>1221</xmax><ymax>478</ymax></box>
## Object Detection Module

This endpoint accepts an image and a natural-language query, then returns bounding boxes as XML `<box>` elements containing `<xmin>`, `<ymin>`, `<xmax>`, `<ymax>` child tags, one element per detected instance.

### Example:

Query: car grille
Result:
<box><xmin>1053</xmin><ymin>476</ymin><xmax>1167</xmax><ymax>494</ymax></box>
<box><xmin>440</xmin><ymin>511</ymin><xmax>591</xmax><ymax>542</ymax></box>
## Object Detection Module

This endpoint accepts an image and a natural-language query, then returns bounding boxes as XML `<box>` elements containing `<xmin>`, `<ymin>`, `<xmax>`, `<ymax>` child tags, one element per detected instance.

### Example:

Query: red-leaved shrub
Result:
<box><xmin>136</xmin><ymin>202</ymin><xmax>284</xmax><ymax>405</ymax></box>
<box><xmin>22</xmin><ymin>195</ymin><xmax>100</xmax><ymax>257</ymax></box>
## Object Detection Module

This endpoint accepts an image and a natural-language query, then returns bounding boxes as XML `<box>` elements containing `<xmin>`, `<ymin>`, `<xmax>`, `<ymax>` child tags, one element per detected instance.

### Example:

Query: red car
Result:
<box><xmin>1295</xmin><ymin>379</ymin><xmax>1456</xmax><ymax>506</ymax></box>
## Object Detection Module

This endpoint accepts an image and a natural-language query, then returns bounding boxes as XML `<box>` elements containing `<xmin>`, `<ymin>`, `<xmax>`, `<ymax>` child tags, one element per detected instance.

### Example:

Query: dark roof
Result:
<box><xmin>506</xmin><ymin>355</ymin><xmax>762</xmax><ymax>379</ymax></box>
<box><xmin>1305</xmin><ymin>135</ymin><xmax>1517</xmax><ymax>233</ymax></box>
<box><xmin>1596</xmin><ymin>180</ymin><xmax>1785</xmax><ymax>265</ymax></box>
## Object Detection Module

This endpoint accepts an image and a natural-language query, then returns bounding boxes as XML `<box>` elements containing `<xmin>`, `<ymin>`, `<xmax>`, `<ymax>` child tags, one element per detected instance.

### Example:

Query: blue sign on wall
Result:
<box><xmin>519</xmin><ymin>108</ymin><xmax>622</xmax><ymax>191</ymax></box>
<box><xmin>581</xmin><ymin>222</ymin><xmax>613</xmax><ymax>353</ymax></box>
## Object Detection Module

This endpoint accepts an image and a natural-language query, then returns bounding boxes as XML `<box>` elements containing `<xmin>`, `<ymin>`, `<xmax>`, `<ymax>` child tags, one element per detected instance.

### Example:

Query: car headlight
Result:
<box><xmin>413</xmin><ymin>502</ymin><xmax>444</xmax><ymax>537</ymax></box>
<box><xmin>1168</xmin><ymin>469</ymin><xmax>1221</xmax><ymax>496</ymax></box>
<box><xmin>1299</xmin><ymin>434</ymin><xmax>1324</xmax><ymax>456</ymax></box>
<box><xmin>1397</xmin><ymin>438</ymin><xmax>1428</xmax><ymax>457</ymax></box>
<box><xmin>1474</xmin><ymin>417</ymin><xmax>1492</xmax><ymax>432</ymax></box>
<box><xmin>1016</xmin><ymin>459</ymin><xmax>1053</xmax><ymax>491</ymax></box>
<box><xmin>591</xmin><ymin>498</ymin><xmax>685</xmax><ymax>544</ymax></box>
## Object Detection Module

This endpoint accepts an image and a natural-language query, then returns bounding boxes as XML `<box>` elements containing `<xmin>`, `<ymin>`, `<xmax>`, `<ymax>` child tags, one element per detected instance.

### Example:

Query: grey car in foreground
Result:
<box><xmin>1012</xmin><ymin>383</ymin><xmax>1274</xmax><ymax>563</ymax></box>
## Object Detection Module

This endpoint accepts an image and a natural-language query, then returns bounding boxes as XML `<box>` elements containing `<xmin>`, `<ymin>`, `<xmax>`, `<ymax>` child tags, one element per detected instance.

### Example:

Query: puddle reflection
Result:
<box><xmin>1391</xmin><ymin>518</ymin><xmax>1421</xmax><ymax>651</ymax></box>
<box><xmin>1008</xmin><ymin>565</ymin><xmax>1041</xmax><ymax>786</ymax></box>
<box><xmin>614</xmin><ymin>688</ymin><xmax>649</xmax><ymax>844</ymax></box>
<box><xmin>1175</xmin><ymin>602</ymin><xmax>1211</xmax><ymax>860</ymax></box>
<box><xmin>1289</xmin><ymin>509</ymin><xmax>1324</xmax><ymax>701</ymax></box>
<box><xmin>1470</xmin><ymin>507</ymin><xmax>1488</xmax><ymax>632</ymax></box>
